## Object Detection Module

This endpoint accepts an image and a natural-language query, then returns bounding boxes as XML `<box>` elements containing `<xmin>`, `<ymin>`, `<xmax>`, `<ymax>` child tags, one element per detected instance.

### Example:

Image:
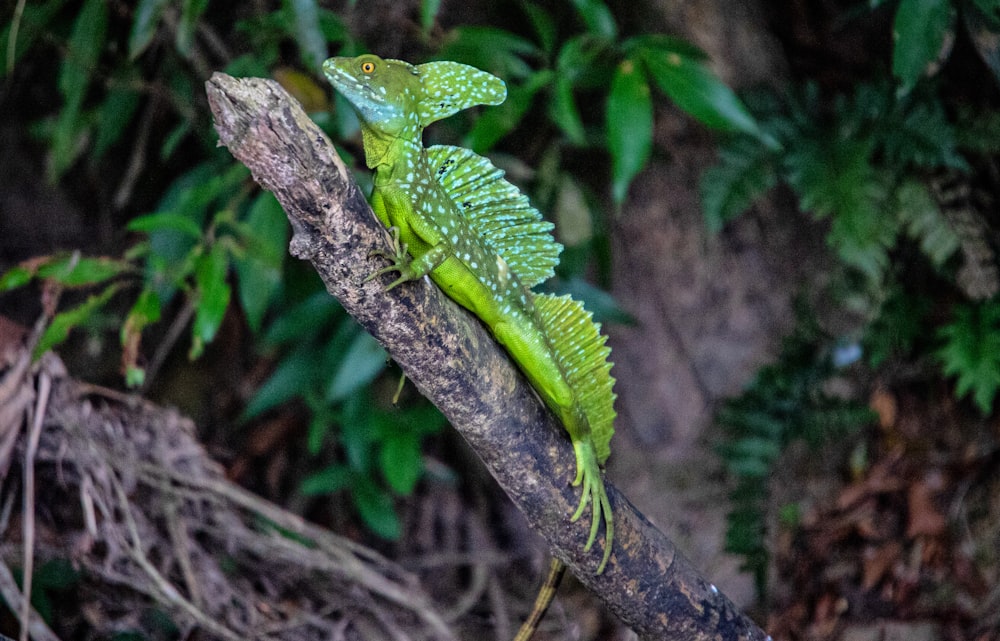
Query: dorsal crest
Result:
<box><xmin>415</xmin><ymin>61</ymin><xmax>507</xmax><ymax>127</ymax></box>
<box><xmin>426</xmin><ymin>145</ymin><xmax>562</xmax><ymax>288</ymax></box>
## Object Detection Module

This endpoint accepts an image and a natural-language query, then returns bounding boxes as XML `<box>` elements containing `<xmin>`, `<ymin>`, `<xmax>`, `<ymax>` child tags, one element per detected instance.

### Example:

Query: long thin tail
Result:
<box><xmin>512</xmin><ymin>558</ymin><xmax>567</xmax><ymax>641</ymax></box>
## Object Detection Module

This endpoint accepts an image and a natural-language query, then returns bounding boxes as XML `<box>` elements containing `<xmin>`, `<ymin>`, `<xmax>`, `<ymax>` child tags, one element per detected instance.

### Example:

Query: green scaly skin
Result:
<box><xmin>323</xmin><ymin>55</ymin><xmax>616</xmax><ymax>622</ymax></box>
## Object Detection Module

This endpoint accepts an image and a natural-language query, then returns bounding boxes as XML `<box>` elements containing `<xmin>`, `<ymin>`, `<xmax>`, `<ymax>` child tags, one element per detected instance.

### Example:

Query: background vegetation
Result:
<box><xmin>2</xmin><ymin>0</ymin><xmax>999</xmax><ymax>638</ymax></box>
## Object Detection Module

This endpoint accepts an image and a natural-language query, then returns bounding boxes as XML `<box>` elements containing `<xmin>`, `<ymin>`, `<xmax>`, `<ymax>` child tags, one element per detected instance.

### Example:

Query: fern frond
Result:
<box><xmin>863</xmin><ymin>284</ymin><xmax>931</xmax><ymax>366</ymax></box>
<box><xmin>784</xmin><ymin>135</ymin><xmax>897</xmax><ymax>281</ymax></box>
<box><xmin>881</xmin><ymin>92</ymin><xmax>965</xmax><ymax>169</ymax></box>
<box><xmin>929</xmin><ymin>171</ymin><xmax>1000</xmax><ymax>300</ymax></box>
<box><xmin>716</xmin><ymin>320</ymin><xmax>871</xmax><ymax>598</ymax></box>
<box><xmin>701</xmin><ymin>135</ymin><xmax>779</xmax><ymax>232</ymax></box>
<box><xmin>937</xmin><ymin>300</ymin><xmax>1000</xmax><ymax>414</ymax></box>
<box><xmin>954</xmin><ymin>107</ymin><xmax>1000</xmax><ymax>154</ymax></box>
<box><xmin>895</xmin><ymin>178</ymin><xmax>961</xmax><ymax>267</ymax></box>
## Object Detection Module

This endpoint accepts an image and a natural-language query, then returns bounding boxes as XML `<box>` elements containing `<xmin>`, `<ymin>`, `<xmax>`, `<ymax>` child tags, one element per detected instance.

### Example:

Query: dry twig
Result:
<box><xmin>0</xmin><ymin>339</ymin><xmax>456</xmax><ymax>641</ymax></box>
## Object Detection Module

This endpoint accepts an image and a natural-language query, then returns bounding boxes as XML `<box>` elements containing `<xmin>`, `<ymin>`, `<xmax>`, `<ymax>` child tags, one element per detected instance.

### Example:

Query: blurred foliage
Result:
<box><xmin>702</xmin><ymin>15</ymin><xmax>1000</xmax><ymax>416</ymax></box>
<box><xmin>707</xmin><ymin>0</ymin><xmax>1000</xmax><ymax>601</ymax></box>
<box><xmin>702</xmin><ymin>73</ymin><xmax>1000</xmax><ymax>429</ymax></box>
<box><xmin>432</xmin><ymin>3</ymin><xmax>764</xmax><ymax>209</ymax></box>
<box><xmin>5</xmin><ymin>0</ymin><xmax>1000</xmax><ymax>622</ymax></box>
<box><xmin>936</xmin><ymin>299</ymin><xmax>1000</xmax><ymax>413</ymax></box>
<box><xmin>3</xmin><ymin>559</ymin><xmax>81</xmax><ymax>624</ymax></box>
<box><xmin>716</xmin><ymin>313</ymin><xmax>873</xmax><ymax>598</ymax></box>
<box><xmin>1</xmin><ymin>0</ymin><xmax>407</xmax><ymax>540</ymax></box>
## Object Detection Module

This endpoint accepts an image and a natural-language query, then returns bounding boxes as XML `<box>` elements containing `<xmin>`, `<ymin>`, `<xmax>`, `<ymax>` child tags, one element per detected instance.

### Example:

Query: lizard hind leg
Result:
<box><xmin>569</xmin><ymin>439</ymin><xmax>614</xmax><ymax>573</ymax></box>
<box><xmin>532</xmin><ymin>292</ymin><xmax>617</xmax><ymax>574</ymax></box>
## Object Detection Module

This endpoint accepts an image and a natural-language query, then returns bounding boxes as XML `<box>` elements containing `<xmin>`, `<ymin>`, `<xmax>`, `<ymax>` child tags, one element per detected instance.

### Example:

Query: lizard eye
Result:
<box><xmin>361</xmin><ymin>61</ymin><xmax>376</xmax><ymax>74</ymax></box>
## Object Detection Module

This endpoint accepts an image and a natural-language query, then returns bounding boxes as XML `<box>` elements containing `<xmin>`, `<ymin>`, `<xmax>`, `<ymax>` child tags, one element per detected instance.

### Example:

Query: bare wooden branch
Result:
<box><xmin>206</xmin><ymin>72</ymin><xmax>770</xmax><ymax>641</ymax></box>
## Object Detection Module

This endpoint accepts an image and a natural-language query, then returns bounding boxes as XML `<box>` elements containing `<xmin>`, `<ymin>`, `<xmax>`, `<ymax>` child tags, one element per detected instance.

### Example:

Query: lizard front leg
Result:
<box><xmin>367</xmin><ymin>182</ymin><xmax>450</xmax><ymax>290</ymax></box>
<box><xmin>366</xmin><ymin>226</ymin><xmax>450</xmax><ymax>291</ymax></box>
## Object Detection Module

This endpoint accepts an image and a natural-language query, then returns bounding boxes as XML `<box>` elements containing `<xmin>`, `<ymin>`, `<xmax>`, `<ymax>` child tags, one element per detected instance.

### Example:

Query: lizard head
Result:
<box><xmin>323</xmin><ymin>54</ymin><xmax>421</xmax><ymax>138</ymax></box>
<box><xmin>323</xmin><ymin>54</ymin><xmax>507</xmax><ymax>137</ymax></box>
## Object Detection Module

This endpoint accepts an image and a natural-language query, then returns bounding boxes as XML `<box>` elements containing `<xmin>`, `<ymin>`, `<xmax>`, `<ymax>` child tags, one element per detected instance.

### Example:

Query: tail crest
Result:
<box><xmin>533</xmin><ymin>293</ymin><xmax>615</xmax><ymax>463</ymax></box>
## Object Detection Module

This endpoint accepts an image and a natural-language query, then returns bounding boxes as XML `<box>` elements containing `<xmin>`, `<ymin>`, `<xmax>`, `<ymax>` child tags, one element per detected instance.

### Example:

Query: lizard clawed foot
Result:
<box><xmin>365</xmin><ymin>226</ymin><xmax>415</xmax><ymax>290</ymax></box>
<box><xmin>569</xmin><ymin>440</ymin><xmax>614</xmax><ymax>573</ymax></box>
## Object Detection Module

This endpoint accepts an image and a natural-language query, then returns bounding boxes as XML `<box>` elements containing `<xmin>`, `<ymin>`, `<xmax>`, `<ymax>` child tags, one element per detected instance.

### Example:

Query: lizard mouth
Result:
<box><xmin>322</xmin><ymin>60</ymin><xmax>386</xmax><ymax>107</ymax></box>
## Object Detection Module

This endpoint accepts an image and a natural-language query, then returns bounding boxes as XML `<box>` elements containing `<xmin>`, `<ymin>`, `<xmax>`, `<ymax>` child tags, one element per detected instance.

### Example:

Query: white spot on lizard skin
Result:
<box><xmin>496</xmin><ymin>255</ymin><xmax>510</xmax><ymax>288</ymax></box>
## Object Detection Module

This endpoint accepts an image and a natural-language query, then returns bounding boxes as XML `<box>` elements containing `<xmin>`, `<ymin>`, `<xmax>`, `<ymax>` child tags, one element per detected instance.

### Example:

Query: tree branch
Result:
<box><xmin>206</xmin><ymin>72</ymin><xmax>769</xmax><ymax>641</ymax></box>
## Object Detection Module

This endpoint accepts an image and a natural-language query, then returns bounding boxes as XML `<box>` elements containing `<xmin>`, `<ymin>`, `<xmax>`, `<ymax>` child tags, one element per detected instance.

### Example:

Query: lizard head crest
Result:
<box><xmin>323</xmin><ymin>55</ymin><xmax>507</xmax><ymax>138</ymax></box>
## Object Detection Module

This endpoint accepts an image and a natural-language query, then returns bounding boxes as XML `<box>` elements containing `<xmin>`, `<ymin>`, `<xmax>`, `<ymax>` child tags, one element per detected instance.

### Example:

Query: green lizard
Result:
<box><xmin>322</xmin><ymin>53</ymin><xmax>616</xmax><ymax>634</ymax></box>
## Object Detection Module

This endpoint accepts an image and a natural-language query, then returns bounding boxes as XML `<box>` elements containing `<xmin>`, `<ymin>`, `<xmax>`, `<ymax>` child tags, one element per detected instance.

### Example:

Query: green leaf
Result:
<box><xmin>120</xmin><ymin>288</ymin><xmax>162</xmax><ymax>377</ymax></box>
<box><xmin>522</xmin><ymin>2</ymin><xmax>556</xmax><ymax>56</ymax></box>
<box><xmin>397</xmin><ymin>402</ymin><xmax>448</xmax><ymax>436</ymax></box>
<box><xmin>233</xmin><ymin>192</ymin><xmax>288</xmax><ymax>332</ymax></box>
<box><xmin>175</xmin><ymin>0</ymin><xmax>208</xmax><ymax>57</ymax></box>
<box><xmin>262</xmin><ymin>291</ymin><xmax>339</xmax><ymax>346</ymax></box>
<box><xmin>623</xmin><ymin>34</ymin><xmax>706</xmax><ymax>61</ymax></box>
<box><xmin>34</xmin><ymin>284</ymin><xmax>121</xmax><ymax>359</ymax></box>
<box><xmin>37</xmin><ymin>255</ymin><xmax>129</xmax><ymax>286</ymax></box>
<box><xmin>301</xmin><ymin>464</ymin><xmax>352</xmax><ymax>495</ymax></box>
<box><xmin>465</xmin><ymin>69</ymin><xmax>552</xmax><ymax>152</ymax></box>
<box><xmin>49</xmin><ymin>98</ymin><xmax>87</xmax><ymax>181</ymax></box>
<box><xmin>436</xmin><ymin>26</ymin><xmax>539</xmax><ymax>80</ymax></box>
<box><xmin>128</xmin><ymin>0</ymin><xmax>170</xmax><ymax>59</ymax></box>
<box><xmin>50</xmin><ymin>0</ymin><xmax>107</xmax><ymax>179</ymax></box>
<box><xmin>641</xmin><ymin>46</ymin><xmax>764</xmax><ymax>140</ymax></box>
<box><xmin>33</xmin><ymin>558</ymin><xmax>80</xmax><ymax>590</ymax></box>
<box><xmin>125</xmin><ymin>289</ymin><xmax>160</xmax><ymax>331</ymax></box>
<box><xmin>380</xmin><ymin>433</ymin><xmax>422</xmax><ymax>494</ymax></box>
<box><xmin>3</xmin><ymin>0</ymin><xmax>69</xmax><ymax>77</ymax></box>
<box><xmin>555</xmin><ymin>34</ymin><xmax>608</xmax><ymax>88</ymax></box>
<box><xmin>94</xmin><ymin>81</ymin><xmax>142</xmax><ymax>159</ymax></box>
<box><xmin>937</xmin><ymin>300</ymin><xmax>1000</xmax><ymax>414</ymax></box>
<box><xmin>569</xmin><ymin>0</ymin><xmax>617</xmax><ymax>39</ymax></box>
<box><xmin>607</xmin><ymin>59</ymin><xmax>652</xmax><ymax>204</ymax></box>
<box><xmin>326</xmin><ymin>331</ymin><xmax>387</xmax><ymax>403</ymax></box>
<box><xmin>352</xmin><ymin>476</ymin><xmax>401</xmax><ymax>539</ymax></box>
<box><xmin>317</xmin><ymin>8</ymin><xmax>348</xmax><ymax>44</ymax></box>
<box><xmin>160</xmin><ymin>121</ymin><xmax>192</xmax><ymax>161</ymax></box>
<box><xmin>287</xmin><ymin>0</ymin><xmax>327</xmax><ymax>71</ymax></box>
<box><xmin>305</xmin><ymin>404</ymin><xmax>338</xmax><ymax>454</ymax></box>
<box><xmin>243</xmin><ymin>345</ymin><xmax>318</xmax><ymax>419</ymax></box>
<box><xmin>892</xmin><ymin>0</ymin><xmax>955</xmax><ymax>92</ymax></box>
<box><xmin>190</xmin><ymin>243</ymin><xmax>231</xmax><ymax>358</ymax></box>
<box><xmin>0</xmin><ymin>265</ymin><xmax>34</xmax><ymax>291</ymax></box>
<box><xmin>548</xmin><ymin>77</ymin><xmax>587</xmax><ymax>145</ymax></box>
<box><xmin>127</xmin><ymin>212</ymin><xmax>204</xmax><ymax>238</ymax></box>
<box><xmin>725</xmin><ymin>456</ymin><xmax>771</xmax><ymax>478</ymax></box>
<box><xmin>877</xmin><ymin>88</ymin><xmax>964</xmax><ymax>169</ymax></box>
<box><xmin>122</xmin><ymin>289</ymin><xmax>161</xmax><ymax>336</ymax></box>
<box><xmin>420</xmin><ymin>0</ymin><xmax>443</xmax><ymax>36</ymax></box>
<box><xmin>719</xmin><ymin>436</ymin><xmax>783</xmax><ymax>463</ymax></box>
<box><xmin>58</xmin><ymin>0</ymin><xmax>106</xmax><ymax>102</ymax></box>
<box><xmin>340</xmin><ymin>399</ymin><xmax>379</xmax><ymax>471</ymax></box>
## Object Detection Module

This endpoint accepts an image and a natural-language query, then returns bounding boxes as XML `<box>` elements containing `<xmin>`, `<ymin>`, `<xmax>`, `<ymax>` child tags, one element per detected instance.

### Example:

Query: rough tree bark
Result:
<box><xmin>206</xmin><ymin>73</ymin><xmax>770</xmax><ymax>641</ymax></box>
